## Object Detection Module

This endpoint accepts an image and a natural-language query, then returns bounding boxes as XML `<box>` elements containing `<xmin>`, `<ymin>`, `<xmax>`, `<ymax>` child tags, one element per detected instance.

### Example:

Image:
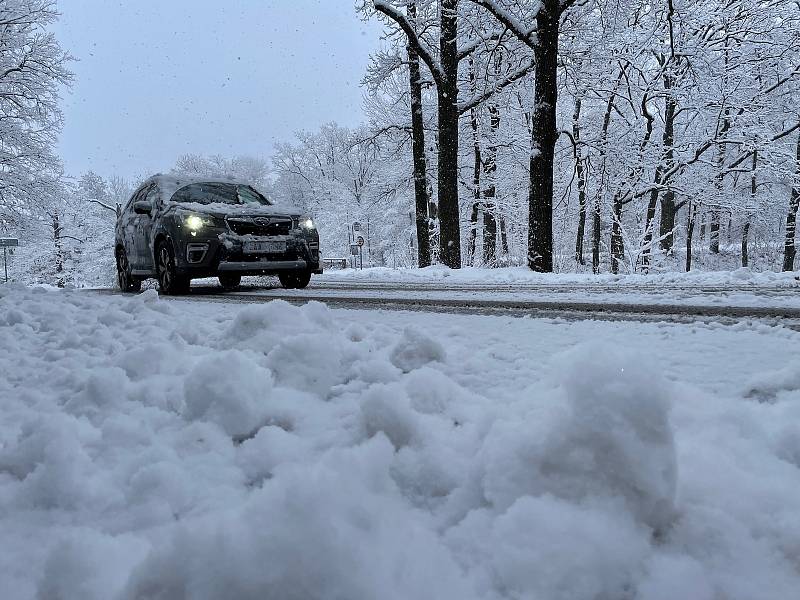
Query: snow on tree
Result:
<box><xmin>0</xmin><ymin>0</ymin><xmax>72</xmax><ymax>232</ymax></box>
<box><xmin>172</xmin><ymin>154</ymin><xmax>272</xmax><ymax>194</ymax></box>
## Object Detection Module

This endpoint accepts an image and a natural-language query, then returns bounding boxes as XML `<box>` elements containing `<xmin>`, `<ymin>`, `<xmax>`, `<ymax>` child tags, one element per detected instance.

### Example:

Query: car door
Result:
<box><xmin>119</xmin><ymin>190</ymin><xmax>143</xmax><ymax>268</ymax></box>
<box><xmin>138</xmin><ymin>184</ymin><xmax>160</xmax><ymax>272</ymax></box>
<box><xmin>127</xmin><ymin>184</ymin><xmax>152</xmax><ymax>270</ymax></box>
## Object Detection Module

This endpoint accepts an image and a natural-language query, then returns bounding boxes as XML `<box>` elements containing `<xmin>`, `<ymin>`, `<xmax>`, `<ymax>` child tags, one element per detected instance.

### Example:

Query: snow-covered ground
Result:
<box><xmin>317</xmin><ymin>264</ymin><xmax>800</xmax><ymax>288</ymax></box>
<box><xmin>236</xmin><ymin>283</ymin><xmax>800</xmax><ymax>311</ymax></box>
<box><xmin>301</xmin><ymin>266</ymin><xmax>800</xmax><ymax>310</ymax></box>
<box><xmin>2</xmin><ymin>286</ymin><xmax>800</xmax><ymax>599</ymax></box>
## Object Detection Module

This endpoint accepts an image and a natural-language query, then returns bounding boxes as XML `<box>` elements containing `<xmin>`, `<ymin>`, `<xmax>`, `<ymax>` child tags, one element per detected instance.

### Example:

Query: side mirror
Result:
<box><xmin>133</xmin><ymin>200</ymin><xmax>153</xmax><ymax>215</ymax></box>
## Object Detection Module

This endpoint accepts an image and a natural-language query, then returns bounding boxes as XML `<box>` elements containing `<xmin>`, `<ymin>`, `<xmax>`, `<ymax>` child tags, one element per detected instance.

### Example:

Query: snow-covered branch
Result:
<box><xmin>373</xmin><ymin>0</ymin><xmax>445</xmax><ymax>85</ymax></box>
<box><xmin>458</xmin><ymin>59</ymin><xmax>535</xmax><ymax>115</ymax></box>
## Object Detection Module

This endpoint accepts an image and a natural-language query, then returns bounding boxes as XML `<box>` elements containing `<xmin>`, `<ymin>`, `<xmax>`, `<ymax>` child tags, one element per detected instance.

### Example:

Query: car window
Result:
<box><xmin>170</xmin><ymin>183</ymin><xmax>271</xmax><ymax>206</ymax></box>
<box><xmin>143</xmin><ymin>184</ymin><xmax>160</xmax><ymax>208</ymax></box>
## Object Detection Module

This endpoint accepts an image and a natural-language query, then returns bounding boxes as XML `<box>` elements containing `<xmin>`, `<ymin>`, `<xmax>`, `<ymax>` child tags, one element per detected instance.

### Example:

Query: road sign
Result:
<box><xmin>357</xmin><ymin>236</ymin><xmax>365</xmax><ymax>247</ymax></box>
<box><xmin>352</xmin><ymin>222</ymin><xmax>361</xmax><ymax>232</ymax></box>
<box><xmin>1</xmin><ymin>238</ymin><xmax>17</xmax><ymax>283</ymax></box>
<box><xmin>350</xmin><ymin>244</ymin><xmax>360</xmax><ymax>255</ymax></box>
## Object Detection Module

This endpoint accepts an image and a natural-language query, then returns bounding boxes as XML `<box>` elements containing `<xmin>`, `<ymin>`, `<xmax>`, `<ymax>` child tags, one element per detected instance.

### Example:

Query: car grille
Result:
<box><xmin>226</xmin><ymin>216</ymin><xmax>292</xmax><ymax>236</ymax></box>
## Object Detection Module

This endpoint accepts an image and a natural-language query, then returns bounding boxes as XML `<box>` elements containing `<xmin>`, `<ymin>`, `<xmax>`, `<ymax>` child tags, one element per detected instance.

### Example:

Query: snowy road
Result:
<box><xmin>98</xmin><ymin>275</ymin><xmax>800</xmax><ymax>326</ymax></box>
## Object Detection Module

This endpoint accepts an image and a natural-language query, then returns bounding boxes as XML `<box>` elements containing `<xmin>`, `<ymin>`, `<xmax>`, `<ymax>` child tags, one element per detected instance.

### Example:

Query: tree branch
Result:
<box><xmin>374</xmin><ymin>1</ymin><xmax>444</xmax><ymax>86</ymax></box>
<box><xmin>87</xmin><ymin>198</ymin><xmax>118</xmax><ymax>214</ymax></box>
<box><xmin>724</xmin><ymin>121</ymin><xmax>800</xmax><ymax>172</ymax></box>
<box><xmin>457</xmin><ymin>59</ymin><xmax>535</xmax><ymax>115</ymax></box>
<box><xmin>464</xmin><ymin>0</ymin><xmax>538</xmax><ymax>48</ymax></box>
<box><xmin>457</xmin><ymin>27</ymin><xmax>506</xmax><ymax>61</ymax></box>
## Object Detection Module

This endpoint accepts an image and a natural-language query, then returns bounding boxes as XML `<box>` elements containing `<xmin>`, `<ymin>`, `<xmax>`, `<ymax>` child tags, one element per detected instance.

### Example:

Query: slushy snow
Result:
<box><xmin>1</xmin><ymin>285</ymin><xmax>799</xmax><ymax>599</ymax></box>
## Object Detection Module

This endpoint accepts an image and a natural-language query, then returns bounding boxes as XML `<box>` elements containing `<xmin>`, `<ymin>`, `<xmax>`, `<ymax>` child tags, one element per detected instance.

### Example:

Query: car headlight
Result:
<box><xmin>185</xmin><ymin>215</ymin><xmax>204</xmax><ymax>230</ymax></box>
<box><xmin>181</xmin><ymin>213</ymin><xmax>222</xmax><ymax>231</ymax></box>
<box><xmin>299</xmin><ymin>216</ymin><xmax>316</xmax><ymax>230</ymax></box>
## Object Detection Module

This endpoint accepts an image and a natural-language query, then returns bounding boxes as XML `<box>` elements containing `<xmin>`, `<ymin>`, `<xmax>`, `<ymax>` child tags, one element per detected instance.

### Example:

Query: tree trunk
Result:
<box><xmin>592</xmin><ymin>69</ymin><xmax>621</xmax><ymax>274</ymax></box>
<box><xmin>467</xmin><ymin>58</ymin><xmax>482</xmax><ymax>265</ymax></box>
<box><xmin>686</xmin><ymin>202</ymin><xmax>697</xmax><ymax>272</ymax></box>
<box><xmin>483</xmin><ymin>209</ymin><xmax>497</xmax><ymax>264</ymax></box>
<box><xmin>710</xmin><ymin>107</ymin><xmax>731</xmax><ymax>256</ymax></box>
<box><xmin>573</xmin><ymin>96</ymin><xmax>587</xmax><ymax>266</ymax></box>
<box><xmin>610</xmin><ymin>192</ymin><xmax>624</xmax><ymax>274</ymax></box>
<box><xmin>592</xmin><ymin>198</ymin><xmax>601</xmax><ymax>274</ymax></box>
<box><xmin>527</xmin><ymin>0</ymin><xmax>559</xmax><ymax>273</ymax></box>
<box><xmin>407</xmin><ymin>3</ymin><xmax>432</xmax><ymax>268</ymax></box>
<box><xmin>709</xmin><ymin>211</ymin><xmax>720</xmax><ymax>254</ymax></box>
<box><xmin>499</xmin><ymin>218</ymin><xmax>509</xmax><ymax>255</ymax></box>
<box><xmin>52</xmin><ymin>213</ymin><xmax>65</xmax><ymax>287</ymax></box>
<box><xmin>437</xmin><ymin>0</ymin><xmax>462</xmax><ymax>269</ymax></box>
<box><xmin>645</xmin><ymin>82</ymin><xmax>676</xmax><ymax>266</ymax></box>
<box><xmin>742</xmin><ymin>150</ymin><xmax>756</xmax><ymax>268</ymax></box>
<box><xmin>483</xmin><ymin>103</ymin><xmax>500</xmax><ymax>266</ymax></box>
<box><xmin>782</xmin><ymin>134</ymin><xmax>800</xmax><ymax>271</ymax></box>
<box><xmin>741</xmin><ymin>221</ymin><xmax>750</xmax><ymax>268</ymax></box>
<box><xmin>659</xmin><ymin>191</ymin><xmax>677</xmax><ymax>253</ymax></box>
<box><xmin>467</xmin><ymin>201</ymin><xmax>479</xmax><ymax>264</ymax></box>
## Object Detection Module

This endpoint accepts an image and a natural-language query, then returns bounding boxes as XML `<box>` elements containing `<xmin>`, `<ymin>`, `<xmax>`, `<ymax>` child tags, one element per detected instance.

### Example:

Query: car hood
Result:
<box><xmin>171</xmin><ymin>202</ymin><xmax>303</xmax><ymax>219</ymax></box>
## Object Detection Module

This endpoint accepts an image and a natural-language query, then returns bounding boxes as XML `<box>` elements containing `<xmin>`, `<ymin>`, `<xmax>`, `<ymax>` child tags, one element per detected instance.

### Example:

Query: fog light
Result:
<box><xmin>186</xmin><ymin>243</ymin><xmax>209</xmax><ymax>264</ymax></box>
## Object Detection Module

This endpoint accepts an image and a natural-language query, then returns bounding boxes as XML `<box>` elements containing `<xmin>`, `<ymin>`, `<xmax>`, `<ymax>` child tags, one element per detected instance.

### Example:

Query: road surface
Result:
<box><xmin>97</xmin><ymin>277</ymin><xmax>800</xmax><ymax>328</ymax></box>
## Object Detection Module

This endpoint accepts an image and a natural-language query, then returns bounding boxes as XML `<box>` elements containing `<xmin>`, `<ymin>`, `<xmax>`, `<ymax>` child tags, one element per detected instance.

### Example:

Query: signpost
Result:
<box><xmin>356</xmin><ymin>236</ymin><xmax>365</xmax><ymax>270</ymax></box>
<box><xmin>0</xmin><ymin>238</ymin><xmax>19</xmax><ymax>283</ymax></box>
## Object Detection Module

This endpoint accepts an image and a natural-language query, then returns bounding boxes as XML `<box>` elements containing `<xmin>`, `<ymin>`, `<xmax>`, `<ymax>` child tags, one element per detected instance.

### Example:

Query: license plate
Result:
<box><xmin>243</xmin><ymin>240</ymin><xmax>285</xmax><ymax>254</ymax></box>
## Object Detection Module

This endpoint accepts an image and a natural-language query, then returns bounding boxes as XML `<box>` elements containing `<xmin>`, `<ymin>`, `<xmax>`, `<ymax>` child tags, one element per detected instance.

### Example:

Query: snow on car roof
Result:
<box><xmin>146</xmin><ymin>173</ymin><xmax>263</xmax><ymax>204</ymax></box>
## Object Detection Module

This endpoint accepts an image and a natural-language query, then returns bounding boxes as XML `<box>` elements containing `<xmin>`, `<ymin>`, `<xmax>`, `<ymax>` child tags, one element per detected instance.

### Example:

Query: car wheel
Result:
<box><xmin>278</xmin><ymin>273</ymin><xmax>296</xmax><ymax>289</ymax></box>
<box><xmin>116</xmin><ymin>247</ymin><xmax>141</xmax><ymax>293</ymax></box>
<box><xmin>278</xmin><ymin>271</ymin><xmax>311</xmax><ymax>290</ymax></box>
<box><xmin>219</xmin><ymin>274</ymin><xmax>242</xmax><ymax>291</ymax></box>
<box><xmin>156</xmin><ymin>241</ymin><xmax>190</xmax><ymax>295</ymax></box>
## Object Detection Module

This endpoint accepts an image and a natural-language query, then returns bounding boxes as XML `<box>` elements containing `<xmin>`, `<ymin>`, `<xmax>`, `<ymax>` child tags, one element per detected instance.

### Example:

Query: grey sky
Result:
<box><xmin>54</xmin><ymin>1</ymin><xmax>382</xmax><ymax>180</ymax></box>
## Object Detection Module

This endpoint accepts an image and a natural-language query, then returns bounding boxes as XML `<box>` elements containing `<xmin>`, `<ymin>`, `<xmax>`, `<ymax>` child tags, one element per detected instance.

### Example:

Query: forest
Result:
<box><xmin>2</xmin><ymin>0</ymin><xmax>800</xmax><ymax>285</ymax></box>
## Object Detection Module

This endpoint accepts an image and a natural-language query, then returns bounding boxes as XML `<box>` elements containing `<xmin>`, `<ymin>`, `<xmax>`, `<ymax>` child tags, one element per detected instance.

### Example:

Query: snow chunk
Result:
<box><xmin>487</xmin><ymin>495</ymin><xmax>649</xmax><ymax>600</ymax></box>
<box><xmin>265</xmin><ymin>333</ymin><xmax>343</xmax><ymax>396</ymax></box>
<box><xmin>183</xmin><ymin>350</ymin><xmax>273</xmax><ymax>437</ymax></box>
<box><xmin>482</xmin><ymin>343</ymin><xmax>677</xmax><ymax>532</ymax></box>
<box><xmin>360</xmin><ymin>385</ymin><xmax>420</xmax><ymax>450</ymax></box>
<box><xmin>120</xmin><ymin>437</ymin><xmax>473</xmax><ymax>600</ymax></box>
<box><xmin>390</xmin><ymin>327</ymin><xmax>446</xmax><ymax>373</ymax></box>
<box><xmin>37</xmin><ymin>531</ymin><xmax>148</xmax><ymax>600</ymax></box>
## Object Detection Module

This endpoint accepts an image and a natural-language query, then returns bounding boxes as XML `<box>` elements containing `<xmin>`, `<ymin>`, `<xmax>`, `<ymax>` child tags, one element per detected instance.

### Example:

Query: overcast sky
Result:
<box><xmin>54</xmin><ymin>1</ymin><xmax>382</xmax><ymax>180</ymax></box>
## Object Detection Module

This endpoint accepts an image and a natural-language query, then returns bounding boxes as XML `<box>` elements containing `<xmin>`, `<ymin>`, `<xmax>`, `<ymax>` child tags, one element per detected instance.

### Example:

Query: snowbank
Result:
<box><xmin>1</xmin><ymin>285</ymin><xmax>799</xmax><ymax>599</ymax></box>
<box><xmin>318</xmin><ymin>264</ymin><xmax>800</xmax><ymax>287</ymax></box>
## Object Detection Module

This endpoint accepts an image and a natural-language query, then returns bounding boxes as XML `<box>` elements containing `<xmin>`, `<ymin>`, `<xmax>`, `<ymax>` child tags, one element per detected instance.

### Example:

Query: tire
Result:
<box><xmin>156</xmin><ymin>241</ymin><xmax>190</xmax><ymax>295</ymax></box>
<box><xmin>116</xmin><ymin>247</ymin><xmax>141</xmax><ymax>293</ymax></box>
<box><xmin>278</xmin><ymin>271</ymin><xmax>311</xmax><ymax>290</ymax></box>
<box><xmin>219</xmin><ymin>274</ymin><xmax>242</xmax><ymax>291</ymax></box>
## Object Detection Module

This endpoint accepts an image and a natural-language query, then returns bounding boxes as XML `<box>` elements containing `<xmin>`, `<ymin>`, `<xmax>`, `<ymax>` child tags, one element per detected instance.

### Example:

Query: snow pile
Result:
<box><xmin>1</xmin><ymin>285</ymin><xmax>799</xmax><ymax>599</ymax></box>
<box><xmin>479</xmin><ymin>345</ymin><xmax>677</xmax><ymax>532</ymax></box>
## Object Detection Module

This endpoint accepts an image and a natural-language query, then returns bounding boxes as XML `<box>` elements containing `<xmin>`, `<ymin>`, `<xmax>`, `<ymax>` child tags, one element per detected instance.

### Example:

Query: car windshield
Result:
<box><xmin>170</xmin><ymin>182</ymin><xmax>271</xmax><ymax>206</ymax></box>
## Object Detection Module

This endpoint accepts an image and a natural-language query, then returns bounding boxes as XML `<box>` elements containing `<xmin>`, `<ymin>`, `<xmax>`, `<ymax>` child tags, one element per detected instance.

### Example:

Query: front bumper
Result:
<box><xmin>218</xmin><ymin>259</ymin><xmax>309</xmax><ymax>273</ymax></box>
<box><xmin>174</xmin><ymin>233</ymin><xmax>322</xmax><ymax>277</ymax></box>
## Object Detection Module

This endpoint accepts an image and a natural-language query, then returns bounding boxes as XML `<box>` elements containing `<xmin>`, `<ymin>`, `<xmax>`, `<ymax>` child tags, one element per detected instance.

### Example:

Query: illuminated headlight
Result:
<box><xmin>185</xmin><ymin>215</ymin><xmax>204</xmax><ymax>231</ymax></box>
<box><xmin>181</xmin><ymin>213</ymin><xmax>221</xmax><ymax>231</ymax></box>
<box><xmin>299</xmin><ymin>217</ymin><xmax>315</xmax><ymax>230</ymax></box>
